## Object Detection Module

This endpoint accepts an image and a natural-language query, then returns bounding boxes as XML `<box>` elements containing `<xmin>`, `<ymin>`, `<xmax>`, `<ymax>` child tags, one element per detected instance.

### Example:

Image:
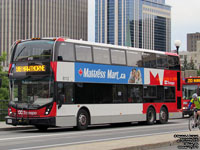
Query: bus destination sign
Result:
<box><xmin>185</xmin><ymin>78</ymin><xmax>200</xmax><ymax>84</ymax></box>
<box><xmin>16</xmin><ymin>65</ymin><xmax>46</xmax><ymax>72</ymax></box>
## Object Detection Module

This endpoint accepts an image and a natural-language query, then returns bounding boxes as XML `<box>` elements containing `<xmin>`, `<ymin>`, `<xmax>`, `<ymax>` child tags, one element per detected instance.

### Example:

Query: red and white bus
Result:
<box><xmin>6</xmin><ymin>38</ymin><xmax>182</xmax><ymax>130</ymax></box>
<box><xmin>182</xmin><ymin>77</ymin><xmax>200</xmax><ymax>117</ymax></box>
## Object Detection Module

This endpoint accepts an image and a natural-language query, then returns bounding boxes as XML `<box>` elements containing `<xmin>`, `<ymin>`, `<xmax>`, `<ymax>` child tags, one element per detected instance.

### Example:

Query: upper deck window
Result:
<box><xmin>142</xmin><ymin>52</ymin><xmax>156</xmax><ymax>68</ymax></box>
<box><xmin>168</xmin><ymin>55</ymin><xmax>180</xmax><ymax>70</ymax></box>
<box><xmin>127</xmin><ymin>51</ymin><xmax>143</xmax><ymax>67</ymax></box>
<box><xmin>13</xmin><ymin>40</ymin><xmax>54</xmax><ymax>62</ymax></box>
<box><xmin>75</xmin><ymin>45</ymin><xmax>92</xmax><ymax>62</ymax></box>
<box><xmin>111</xmin><ymin>49</ymin><xmax>126</xmax><ymax>65</ymax></box>
<box><xmin>156</xmin><ymin>54</ymin><xmax>168</xmax><ymax>69</ymax></box>
<box><xmin>57</xmin><ymin>42</ymin><xmax>75</xmax><ymax>61</ymax></box>
<box><xmin>93</xmin><ymin>47</ymin><xmax>110</xmax><ymax>64</ymax></box>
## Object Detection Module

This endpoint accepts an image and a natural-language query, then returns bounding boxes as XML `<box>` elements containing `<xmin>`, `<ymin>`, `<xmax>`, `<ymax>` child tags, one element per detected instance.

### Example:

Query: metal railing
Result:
<box><xmin>0</xmin><ymin>100</ymin><xmax>8</xmax><ymax>121</ymax></box>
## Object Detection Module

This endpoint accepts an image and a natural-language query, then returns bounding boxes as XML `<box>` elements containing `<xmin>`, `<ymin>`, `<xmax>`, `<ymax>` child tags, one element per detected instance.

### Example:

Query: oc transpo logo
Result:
<box><xmin>18</xmin><ymin>110</ymin><xmax>23</xmax><ymax>115</ymax></box>
<box><xmin>17</xmin><ymin>110</ymin><xmax>37</xmax><ymax>116</ymax></box>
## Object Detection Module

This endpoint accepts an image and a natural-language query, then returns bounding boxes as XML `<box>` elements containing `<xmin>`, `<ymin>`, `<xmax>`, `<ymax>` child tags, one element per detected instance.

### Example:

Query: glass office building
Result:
<box><xmin>0</xmin><ymin>0</ymin><xmax>88</xmax><ymax>67</ymax></box>
<box><xmin>95</xmin><ymin>0</ymin><xmax>171</xmax><ymax>52</ymax></box>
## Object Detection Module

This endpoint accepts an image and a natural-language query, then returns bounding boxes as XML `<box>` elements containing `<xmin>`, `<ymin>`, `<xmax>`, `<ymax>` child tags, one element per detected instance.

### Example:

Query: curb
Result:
<box><xmin>0</xmin><ymin>127</ymin><xmax>34</xmax><ymax>131</ymax></box>
<box><xmin>113</xmin><ymin>140</ymin><xmax>178</xmax><ymax>150</ymax></box>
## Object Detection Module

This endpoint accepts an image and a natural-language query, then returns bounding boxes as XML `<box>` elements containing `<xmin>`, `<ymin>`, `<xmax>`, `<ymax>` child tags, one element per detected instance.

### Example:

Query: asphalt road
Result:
<box><xmin>0</xmin><ymin>118</ymin><xmax>190</xmax><ymax>150</ymax></box>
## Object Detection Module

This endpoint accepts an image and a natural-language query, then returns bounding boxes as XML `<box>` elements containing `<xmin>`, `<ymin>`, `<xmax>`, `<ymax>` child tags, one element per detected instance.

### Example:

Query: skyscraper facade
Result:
<box><xmin>95</xmin><ymin>0</ymin><xmax>171</xmax><ymax>52</ymax></box>
<box><xmin>187</xmin><ymin>32</ymin><xmax>200</xmax><ymax>52</ymax></box>
<box><xmin>0</xmin><ymin>0</ymin><xmax>88</xmax><ymax>66</ymax></box>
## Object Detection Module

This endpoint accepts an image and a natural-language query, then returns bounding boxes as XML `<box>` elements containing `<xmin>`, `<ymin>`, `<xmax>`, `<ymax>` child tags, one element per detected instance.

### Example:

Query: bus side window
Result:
<box><xmin>63</xmin><ymin>83</ymin><xmax>74</xmax><ymax>104</ymax></box>
<box><xmin>164</xmin><ymin>86</ymin><xmax>175</xmax><ymax>102</ymax></box>
<box><xmin>75</xmin><ymin>45</ymin><xmax>92</xmax><ymax>62</ymax></box>
<box><xmin>168</xmin><ymin>55</ymin><xmax>180</xmax><ymax>70</ymax></box>
<box><xmin>111</xmin><ymin>49</ymin><xmax>126</xmax><ymax>65</ymax></box>
<box><xmin>93</xmin><ymin>47</ymin><xmax>110</xmax><ymax>64</ymax></box>
<box><xmin>57</xmin><ymin>83</ymin><xmax>74</xmax><ymax>104</ymax></box>
<box><xmin>127</xmin><ymin>51</ymin><xmax>143</xmax><ymax>67</ymax></box>
<box><xmin>57</xmin><ymin>42</ymin><xmax>75</xmax><ymax>61</ymax></box>
<box><xmin>128</xmin><ymin>85</ymin><xmax>143</xmax><ymax>103</ymax></box>
<box><xmin>143</xmin><ymin>86</ymin><xmax>157</xmax><ymax>103</ymax></box>
<box><xmin>112</xmin><ymin>85</ymin><xmax>127</xmax><ymax>103</ymax></box>
<box><xmin>156</xmin><ymin>54</ymin><xmax>168</xmax><ymax>69</ymax></box>
<box><xmin>142</xmin><ymin>52</ymin><xmax>156</xmax><ymax>68</ymax></box>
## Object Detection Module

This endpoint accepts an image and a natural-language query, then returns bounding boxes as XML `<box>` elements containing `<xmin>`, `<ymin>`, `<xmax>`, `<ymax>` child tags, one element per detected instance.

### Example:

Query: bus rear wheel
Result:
<box><xmin>77</xmin><ymin>109</ymin><xmax>89</xmax><ymax>130</ymax></box>
<box><xmin>146</xmin><ymin>107</ymin><xmax>156</xmax><ymax>125</ymax></box>
<box><xmin>158</xmin><ymin>107</ymin><xmax>168</xmax><ymax>124</ymax></box>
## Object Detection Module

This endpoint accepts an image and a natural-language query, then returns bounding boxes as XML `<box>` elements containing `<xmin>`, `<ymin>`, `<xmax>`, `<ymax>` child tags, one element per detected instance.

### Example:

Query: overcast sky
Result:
<box><xmin>166</xmin><ymin>0</ymin><xmax>200</xmax><ymax>51</ymax></box>
<box><xmin>88</xmin><ymin>0</ymin><xmax>200</xmax><ymax>51</ymax></box>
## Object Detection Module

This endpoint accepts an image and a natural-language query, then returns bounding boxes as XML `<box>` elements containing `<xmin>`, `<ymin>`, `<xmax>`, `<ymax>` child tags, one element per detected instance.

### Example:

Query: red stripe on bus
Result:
<box><xmin>50</xmin><ymin>61</ymin><xmax>57</xmax><ymax>81</ymax></box>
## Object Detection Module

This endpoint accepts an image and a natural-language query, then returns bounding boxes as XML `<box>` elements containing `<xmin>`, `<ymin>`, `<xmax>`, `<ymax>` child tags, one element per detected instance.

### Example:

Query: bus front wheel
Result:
<box><xmin>77</xmin><ymin>109</ymin><xmax>89</xmax><ymax>130</ymax></box>
<box><xmin>146</xmin><ymin>107</ymin><xmax>156</xmax><ymax>125</ymax></box>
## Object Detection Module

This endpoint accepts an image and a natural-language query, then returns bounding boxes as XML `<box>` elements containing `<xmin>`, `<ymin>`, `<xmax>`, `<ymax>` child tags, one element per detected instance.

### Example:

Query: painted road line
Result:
<box><xmin>0</xmin><ymin>122</ymin><xmax>188</xmax><ymax>142</ymax></box>
<box><xmin>9</xmin><ymin>130</ymin><xmax>188</xmax><ymax>150</ymax></box>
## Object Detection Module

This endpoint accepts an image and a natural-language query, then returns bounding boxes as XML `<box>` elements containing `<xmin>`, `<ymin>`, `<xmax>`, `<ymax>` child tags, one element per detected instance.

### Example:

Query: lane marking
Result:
<box><xmin>9</xmin><ymin>130</ymin><xmax>189</xmax><ymax>150</ymax></box>
<box><xmin>0</xmin><ymin>122</ymin><xmax>188</xmax><ymax>142</ymax></box>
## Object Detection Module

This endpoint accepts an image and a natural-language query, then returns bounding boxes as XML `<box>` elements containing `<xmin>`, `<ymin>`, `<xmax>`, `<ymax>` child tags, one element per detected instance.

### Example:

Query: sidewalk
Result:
<box><xmin>43</xmin><ymin>131</ymin><xmax>200</xmax><ymax>150</ymax></box>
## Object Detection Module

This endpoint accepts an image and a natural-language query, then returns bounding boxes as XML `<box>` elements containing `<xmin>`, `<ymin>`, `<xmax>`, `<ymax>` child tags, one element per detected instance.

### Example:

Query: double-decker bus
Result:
<box><xmin>182</xmin><ymin>77</ymin><xmax>200</xmax><ymax>117</ymax></box>
<box><xmin>6</xmin><ymin>37</ymin><xmax>182</xmax><ymax>130</ymax></box>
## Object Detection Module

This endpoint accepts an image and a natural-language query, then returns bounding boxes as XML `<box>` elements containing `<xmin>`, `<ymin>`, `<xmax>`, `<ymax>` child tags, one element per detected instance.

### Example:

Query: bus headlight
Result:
<box><xmin>45</xmin><ymin>104</ymin><xmax>53</xmax><ymax>115</ymax></box>
<box><xmin>183</xmin><ymin>107</ymin><xmax>187</xmax><ymax>110</ymax></box>
<box><xmin>9</xmin><ymin>108</ymin><xmax>12</xmax><ymax>116</ymax></box>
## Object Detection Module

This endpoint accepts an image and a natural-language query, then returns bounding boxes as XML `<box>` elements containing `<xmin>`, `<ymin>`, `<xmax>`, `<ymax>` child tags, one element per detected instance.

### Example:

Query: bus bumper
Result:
<box><xmin>182</xmin><ymin>109</ymin><xmax>193</xmax><ymax>116</ymax></box>
<box><xmin>5</xmin><ymin>116</ymin><xmax>56</xmax><ymax>126</ymax></box>
<box><xmin>168</xmin><ymin>112</ymin><xmax>182</xmax><ymax>119</ymax></box>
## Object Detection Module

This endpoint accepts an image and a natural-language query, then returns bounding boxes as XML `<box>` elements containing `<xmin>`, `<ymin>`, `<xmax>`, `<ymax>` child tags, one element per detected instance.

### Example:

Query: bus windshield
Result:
<box><xmin>182</xmin><ymin>85</ymin><xmax>198</xmax><ymax>100</ymax></box>
<box><xmin>13</xmin><ymin>40</ymin><xmax>54</xmax><ymax>62</ymax></box>
<box><xmin>10</xmin><ymin>77</ymin><xmax>54</xmax><ymax>107</ymax></box>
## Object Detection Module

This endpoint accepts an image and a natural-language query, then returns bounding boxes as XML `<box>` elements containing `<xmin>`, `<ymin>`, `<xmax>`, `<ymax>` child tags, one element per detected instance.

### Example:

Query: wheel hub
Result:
<box><xmin>161</xmin><ymin>111</ymin><xmax>166</xmax><ymax>120</ymax></box>
<box><xmin>79</xmin><ymin>114</ymin><xmax>87</xmax><ymax>126</ymax></box>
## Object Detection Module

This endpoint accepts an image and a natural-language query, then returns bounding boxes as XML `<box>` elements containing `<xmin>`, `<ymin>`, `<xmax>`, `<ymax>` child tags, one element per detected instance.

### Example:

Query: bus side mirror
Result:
<box><xmin>58</xmin><ymin>94</ymin><xmax>65</xmax><ymax>109</ymax></box>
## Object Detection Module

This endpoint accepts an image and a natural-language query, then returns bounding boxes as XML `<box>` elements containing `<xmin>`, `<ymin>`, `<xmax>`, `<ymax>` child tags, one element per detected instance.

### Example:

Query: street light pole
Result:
<box><xmin>174</xmin><ymin>40</ymin><xmax>181</xmax><ymax>54</ymax></box>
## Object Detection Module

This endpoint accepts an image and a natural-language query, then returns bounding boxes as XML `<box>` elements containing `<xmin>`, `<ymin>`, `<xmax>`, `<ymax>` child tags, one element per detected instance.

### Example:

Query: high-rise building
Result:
<box><xmin>95</xmin><ymin>0</ymin><xmax>171</xmax><ymax>52</ymax></box>
<box><xmin>0</xmin><ymin>0</ymin><xmax>88</xmax><ymax>67</ymax></box>
<box><xmin>187</xmin><ymin>32</ymin><xmax>200</xmax><ymax>52</ymax></box>
<box><xmin>179</xmin><ymin>33</ymin><xmax>200</xmax><ymax>70</ymax></box>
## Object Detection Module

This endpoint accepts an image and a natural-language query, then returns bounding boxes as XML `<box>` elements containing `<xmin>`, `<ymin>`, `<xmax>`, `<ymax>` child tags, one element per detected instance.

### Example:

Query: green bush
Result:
<box><xmin>0</xmin><ymin>52</ymin><xmax>9</xmax><ymax>121</ymax></box>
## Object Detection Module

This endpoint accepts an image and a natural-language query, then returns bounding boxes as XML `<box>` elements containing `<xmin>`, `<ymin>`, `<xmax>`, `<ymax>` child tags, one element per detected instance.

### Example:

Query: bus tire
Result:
<box><xmin>77</xmin><ymin>109</ymin><xmax>89</xmax><ymax>130</ymax></box>
<box><xmin>35</xmin><ymin>125</ymin><xmax>49</xmax><ymax>131</ymax></box>
<box><xmin>146</xmin><ymin>107</ymin><xmax>156</xmax><ymax>125</ymax></box>
<box><xmin>158</xmin><ymin>107</ymin><xmax>168</xmax><ymax>124</ymax></box>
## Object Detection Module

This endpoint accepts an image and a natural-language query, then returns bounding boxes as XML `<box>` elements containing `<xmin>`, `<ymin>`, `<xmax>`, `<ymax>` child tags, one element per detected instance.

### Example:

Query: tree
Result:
<box><xmin>0</xmin><ymin>52</ymin><xmax>9</xmax><ymax>100</ymax></box>
<box><xmin>0</xmin><ymin>52</ymin><xmax>9</xmax><ymax>120</ymax></box>
<box><xmin>198</xmin><ymin>70</ymin><xmax>200</xmax><ymax>76</ymax></box>
<box><xmin>183</xmin><ymin>57</ymin><xmax>188</xmax><ymax>71</ymax></box>
<box><xmin>188</xmin><ymin>58</ymin><xmax>195</xmax><ymax>70</ymax></box>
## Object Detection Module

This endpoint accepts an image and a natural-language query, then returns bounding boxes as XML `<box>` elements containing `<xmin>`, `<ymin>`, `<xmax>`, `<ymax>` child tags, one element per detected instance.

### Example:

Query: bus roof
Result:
<box><xmin>64</xmin><ymin>38</ymin><xmax>178</xmax><ymax>56</ymax></box>
<box><xmin>16</xmin><ymin>37</ymin><xmax>179</xmax><ymax>57</ymax></box>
